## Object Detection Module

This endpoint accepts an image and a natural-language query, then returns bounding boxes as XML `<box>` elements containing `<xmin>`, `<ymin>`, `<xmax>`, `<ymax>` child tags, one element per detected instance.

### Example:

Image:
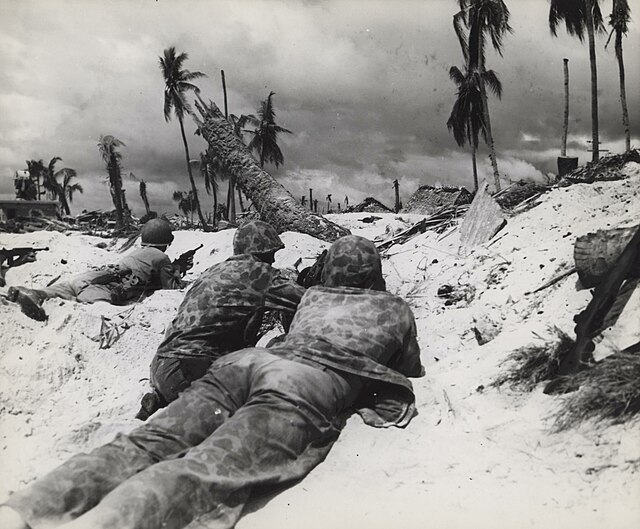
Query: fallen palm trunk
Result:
<box><xmin>193</xmin><ymin>98</ymin><xmax>349</xmax><ymax>242</ymax></box>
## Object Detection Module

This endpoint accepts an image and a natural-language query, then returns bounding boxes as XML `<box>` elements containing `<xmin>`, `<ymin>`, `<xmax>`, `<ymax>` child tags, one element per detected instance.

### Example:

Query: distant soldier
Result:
<box><xmin>137</xmin><ymin>220</ymin><xmax>306</xmax><ymax>419</ymax></box>
<box><xmin>7</xmin><ymin>219</ymin><xmax>188</xmax><ymax>321</ymax></box>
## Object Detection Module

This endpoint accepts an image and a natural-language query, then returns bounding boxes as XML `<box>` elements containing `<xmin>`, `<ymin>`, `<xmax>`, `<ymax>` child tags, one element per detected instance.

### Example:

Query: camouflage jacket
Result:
<box><xmin>269</xmin><ymin>286</ymin><xmax>424</xmax><ymax>428</ymax></box>
<box><xmin>156</xmin><ymin>254</ymin><xmax>305</xmax><ymax>360</ymax></box>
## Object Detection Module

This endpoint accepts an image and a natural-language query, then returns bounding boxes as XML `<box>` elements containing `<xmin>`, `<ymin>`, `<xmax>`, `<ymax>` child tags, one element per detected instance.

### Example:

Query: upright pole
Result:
<box><xmin>393</xmin><ymin>179</ymin><xmax>401</xmax><ymax>213</ymax></box>
<box><xmin>561</xmin><ymin>58</ymin><xmax>569</xmax><ymax>157</ymax></box>
<box><xmin>221</xmin><ymin>70</ymin><xmax>236</xmax><ymax>222</ymax></box>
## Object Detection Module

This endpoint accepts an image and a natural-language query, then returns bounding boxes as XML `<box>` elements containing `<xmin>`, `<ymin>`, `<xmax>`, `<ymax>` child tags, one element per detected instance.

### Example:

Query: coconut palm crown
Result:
<box><xmin>246</xmin><ymin>92</ymin><xmax>292</xmax><ymax>168</ymax></box>
<box><xmin>159</xmin><ymin>46</ymin><xmax>209</xmax><ymax>229</ymax></box>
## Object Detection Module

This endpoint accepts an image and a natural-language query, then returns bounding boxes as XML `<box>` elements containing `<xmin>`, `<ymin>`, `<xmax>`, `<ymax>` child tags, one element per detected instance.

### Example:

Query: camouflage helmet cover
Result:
<box><xmin>321</xmin><ymin>235</ymin><xmax>385</xmax><ymax>290</ymax></box>
<box><xmin>233</xmin><ymin>220</ymin><xmax>285</xmax><ymax>256</ymax></box>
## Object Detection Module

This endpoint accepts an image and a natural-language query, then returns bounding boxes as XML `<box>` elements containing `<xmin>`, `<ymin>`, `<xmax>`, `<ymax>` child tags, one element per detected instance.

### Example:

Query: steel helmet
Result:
<box><xmin>321</xmin><ymin>235</ymin><xmax>385</xmax><ymax>290</ymax></box>
<box><xmin>141</xmin><ymin>218</ymin><xmax>174</xmax><ymax>247</ymax></box>
<box><xmin>233</xmin><ymin>220</ymin><xmax>285</xmax><ymax>256</ymax></box>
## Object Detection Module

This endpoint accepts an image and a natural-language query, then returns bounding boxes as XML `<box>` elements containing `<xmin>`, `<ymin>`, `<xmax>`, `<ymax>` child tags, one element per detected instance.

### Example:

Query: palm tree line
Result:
<box><xmin>448</xmin><ymin>0</ymin><xmax>633</xmax><ymax>191</ymax></box>
<box><xmin>19</xmin><ymin>2</ymin><xmax>635</xmax><ymax>222</ymax></box>
<box><xmin>20</xmin><ymin>157</ymin><xmax>83</xmax><ymax>215</ymax></box>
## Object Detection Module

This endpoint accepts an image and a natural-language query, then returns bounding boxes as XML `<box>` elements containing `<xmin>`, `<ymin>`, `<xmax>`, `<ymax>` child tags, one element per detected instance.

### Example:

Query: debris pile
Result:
<box><xmin>561</xmin><ymin>148</ymin><xmax>640</xmax><ymax>184</ymax></box>
<box><xmin>376</xmin><ymin>204</ymin><xmax>469</xmax><ymax>251</ymax></box>
<box><xmin>345</xmin><ymin>197</ymin><xmax>393</xmax><ymax>213</ymax></box>
<box><xmin>402</xmin><ymin>185</ymin><xmax>473</xmax><ymax>215</ymax></box>
<box><xmin>494</xmin><ymin>180</ymin><xmax>549</xmax><ymax>211</ymax></box>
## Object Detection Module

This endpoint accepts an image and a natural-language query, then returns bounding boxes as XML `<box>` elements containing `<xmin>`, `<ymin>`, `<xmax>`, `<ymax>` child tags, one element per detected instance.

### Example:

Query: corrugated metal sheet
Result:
<box><xmin>458</xmin><ymin>182</ymin><xmax>506</xmax><ymax>256</ymax></box>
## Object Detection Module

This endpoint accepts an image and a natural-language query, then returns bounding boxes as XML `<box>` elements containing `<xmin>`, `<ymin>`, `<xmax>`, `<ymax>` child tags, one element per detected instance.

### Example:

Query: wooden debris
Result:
<box><xmin>525</xmin><ymin>267</ymin><xmax>577</xmax><ymax>295</ymax></box>
<box><xmin>549</xmin><ymin>225</ymin><xmax>640</xmax><ymax>380</ymax></box>
<box><xmin>574</xmin><ymin>225</ymin><xmax>639</xmax><ymax>288</ymax></box>
<box><xmin>458</xmin><ymin>182</ymin><xmax>506</xmax><ymax>257</ymax></box>
<box><xmin>560</xmin><ymin>148</ymin><xmax>640</xmax><ymax>184</ymax></box>
<box><xmin>376</xmin><ymin>205</ymin><xmax>468</xmax><ymax>252</ymax></box>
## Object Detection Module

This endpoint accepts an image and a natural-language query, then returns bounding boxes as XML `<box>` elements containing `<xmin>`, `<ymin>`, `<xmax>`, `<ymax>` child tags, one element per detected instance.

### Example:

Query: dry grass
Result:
<box><xmin>553</xmin><ymin>350</ymin><xmax>640</xmax><ymax>431</ymax></box>
<box><xmin>493</xmin><ymin>329</ymin><xmax>574</xmax><ymax>391</ymax></box>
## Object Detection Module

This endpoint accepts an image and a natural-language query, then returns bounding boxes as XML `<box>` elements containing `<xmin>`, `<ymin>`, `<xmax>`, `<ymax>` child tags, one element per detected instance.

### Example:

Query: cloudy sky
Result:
<box><xmin>1</xmin><ymin>0</ymin><xmax>639</xmax><ymax>217</ymax></box>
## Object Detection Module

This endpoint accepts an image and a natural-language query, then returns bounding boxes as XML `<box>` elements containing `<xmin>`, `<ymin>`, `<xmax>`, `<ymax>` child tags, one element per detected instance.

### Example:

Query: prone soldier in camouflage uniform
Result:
<box><xmin>0</xmin><ymin>235</ymin><xmax>424</xmax><ymax>529</ymax></box>
<box><xmin>136</xmin><ymin>220</ymin><xmax>306</xmax><ymax>419</ymax></box>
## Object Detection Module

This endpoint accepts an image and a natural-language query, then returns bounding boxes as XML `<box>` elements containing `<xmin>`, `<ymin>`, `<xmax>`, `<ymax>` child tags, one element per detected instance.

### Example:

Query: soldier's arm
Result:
<box><xmin>264</xmin><ymin>271</ymin><xmax>306</xmax><ymax>313</ymax></box>
<box><xmin>390</xmin><ymin>313</ymin><xmax>425</xmax><ymax>378</ymax></box>
<box><xmin>158</xmin><ymin>258</ymin><xmax>186</xmax><ymax>290</ymax></box>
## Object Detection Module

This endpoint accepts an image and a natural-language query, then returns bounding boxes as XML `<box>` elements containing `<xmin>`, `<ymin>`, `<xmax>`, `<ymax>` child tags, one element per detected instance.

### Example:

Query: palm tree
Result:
<box><xmin>56</xmin><ymin>168</ymin><xmax>83</xmax><ymax>215</ymax></box>
<box><xmin>454</xmin><ymin>0</ymin><xmax>512</xmax><ymax>192</ymax></box>
<box><xmin>549</xmin><ymin>0</ymin><xmax>605</xmax><ymax>161</ymax></box>
<box><xmin>139</xmin><ymin>179</ymin><xmax>152</xmax><ymax>216</ymax></box>
<box><xmin>447</xmin><ymin>30</ymin><xmax>502</xmax><ymax>193</ymax></box>
<box><xmin>26</xmin><ymin>159</ymin><xmax>46</xmax><ymax>199</ymax></box>
<box><xmin>193</xmin><ymin>97</ymin><xmax>349</xmax><ymax>242</ymax></box>
<box><xmin>606</xmin><ymin>0</ymin><xmax>631</xmax><ymax>152</ymax></box>
<box><xmin>199</xmin><ymin>151</ymin><xmax>219</xmax><ymax>227</ymax></box>
<box><xmin>246</xmin><ymin>92</ymin><xmax>293</xmax><ymax>169</ymax></box>
<box><xmin>39</xmin><ymin>157</ymin><xmax>62</xmax><ymax>200</ymax></box>
<box><xmin>172</xmin><ymin>190</ymin><xmax>196</xmax><ymax>225</ymax></box>
<box><xmin>42</xmin><ymin>158</ymin><xmax>83</xmax><ymax>215</ymax></box>
<box><xmin>159</xmin><ymin>46</ymin><xmax>209</xmax><ymax>230</ymax></box>
<box><xmin>98</xmin><ymin>135</ymin><xmax>130</xmax><ymax>229</ymax></box>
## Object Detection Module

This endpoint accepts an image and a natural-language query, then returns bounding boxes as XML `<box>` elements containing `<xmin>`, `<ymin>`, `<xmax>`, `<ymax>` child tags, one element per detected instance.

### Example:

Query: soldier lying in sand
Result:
<box><xmin>0</xmin><ymin>235</ymin><xmax>424</xmax><ymax>529</ymax></box>
<box><xmin>6</xmin><ymin>219</ymin><xmax>189</xmax><ymax>322</ymax></box>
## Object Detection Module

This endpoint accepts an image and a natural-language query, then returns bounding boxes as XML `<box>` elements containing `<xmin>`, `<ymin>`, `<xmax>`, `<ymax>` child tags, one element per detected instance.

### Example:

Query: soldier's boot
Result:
<box><xmin>7</xmin><ymin>286</ymin><xmax>48</xmax><ymax>322</ymax></box>
<box><xmin>135</xmin><ymin>390</ymin><xmax>163</xmax><ymax>421</ymax></box>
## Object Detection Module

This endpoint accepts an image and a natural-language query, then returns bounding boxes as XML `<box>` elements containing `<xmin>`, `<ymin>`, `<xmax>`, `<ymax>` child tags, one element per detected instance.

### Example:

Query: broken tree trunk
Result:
<box><xmin>193</xmin><ymin>98</ymin><xmax>349</xmax><ymax>242</ymax></box>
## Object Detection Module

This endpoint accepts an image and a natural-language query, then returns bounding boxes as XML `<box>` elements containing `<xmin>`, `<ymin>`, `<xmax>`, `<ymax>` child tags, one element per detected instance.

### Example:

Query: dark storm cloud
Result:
<box><xmin>0</xmin><ymin>0</ymin><xmax>638</xmax><ymax>215</ymax></box>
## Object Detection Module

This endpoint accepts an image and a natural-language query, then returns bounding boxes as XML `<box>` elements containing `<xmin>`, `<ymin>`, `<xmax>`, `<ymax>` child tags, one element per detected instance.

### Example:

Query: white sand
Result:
<box><xmin>1</xmin><ymin>165</ymin><xmax>639</xmax><ymax>529</ymax></box>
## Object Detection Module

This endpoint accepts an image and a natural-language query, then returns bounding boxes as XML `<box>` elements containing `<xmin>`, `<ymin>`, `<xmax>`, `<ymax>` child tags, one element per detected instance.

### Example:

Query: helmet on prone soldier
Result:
<box><xmin>233</xmin><ymin>220</ymin><xmax>285</xmax><ymax>261</ymax></box>
<box><xmin>141</xmin><ymin>218</ymin><xmax>174</xmax><ymax>248</ymax></box>
<box><xmin>322</xmin><ymin>235</ymin><xmax>386</xmax><ymax>291</ymax></box>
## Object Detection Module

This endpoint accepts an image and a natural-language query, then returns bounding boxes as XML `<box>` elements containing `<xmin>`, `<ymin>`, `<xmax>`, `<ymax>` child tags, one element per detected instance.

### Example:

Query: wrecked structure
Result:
<box><xmin>402</xmin><ymin>185</ymin><xmax>473</xmax><ymax>215</ymax></box>
<box><xmin>345</xmin><ymin>197</ymin><xmax>393</xmax><ymax>213</ymax></box>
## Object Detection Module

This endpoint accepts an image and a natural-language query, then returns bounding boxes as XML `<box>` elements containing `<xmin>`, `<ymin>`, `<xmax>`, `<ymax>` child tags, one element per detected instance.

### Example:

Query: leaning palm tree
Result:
<box><xmin>246</xmin><ymin>92</ymin><xmax>293</xmax><ymax>169</ymax></box>
<box><xmin>98</xmin><ymin>135</ymin><xmax>130</xmax><ymax>230</ymax></box>
<box><xmin>159</xmin><ymin>46</ymin><xmax>209</xmax><ymax>230</ymax></box>
<box><xmin>193</xmin><ymin>97</ymin><xmax>349</xmax><ymax>242</ymax></box>
<box><xmin>549</xmin><ymin>0</ymin><xmax>605</xmax><ymax>161</ymax></box>
<box><xmin>606</xmin><ymin>0</ymin><xmax>632</xmax><ymax>152</ymax></box>
<box><xmin>454</xmin><ymin>0</ymin><xmax>512</xmax><ymax>192</ymax></box>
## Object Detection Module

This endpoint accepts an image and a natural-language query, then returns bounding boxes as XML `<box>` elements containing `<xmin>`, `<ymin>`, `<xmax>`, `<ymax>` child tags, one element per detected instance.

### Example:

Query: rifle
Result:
<box><xmin>0</xmin><ymin>247</ymin><xmax>49</xmax><ymax>286</ymax></box>
<box><xmin>172</xmin><ymin>244</ymin><xmax>203</xmax><ymax>276</ymax></box>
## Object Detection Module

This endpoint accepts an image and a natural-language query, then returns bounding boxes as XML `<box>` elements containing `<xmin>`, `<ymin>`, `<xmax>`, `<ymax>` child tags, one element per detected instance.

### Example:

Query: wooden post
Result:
<box><xmin>309</xmin><ymin>188</ymin><xmax>313</xmax><ymax>211</ymax></box>
<box><xmin>561</xmin><ymin>58</ymin><xmax>569</xmax><ymax>157</ymax></box>
<box><xmin>393</xmin><ymin>179</ymin><xmax>401</xmax><ymax>213</ymax></box>
<box><xmin>221</xmin><ymin>70</ymin><xmax>228</xmax><ymax>119</ymax></box>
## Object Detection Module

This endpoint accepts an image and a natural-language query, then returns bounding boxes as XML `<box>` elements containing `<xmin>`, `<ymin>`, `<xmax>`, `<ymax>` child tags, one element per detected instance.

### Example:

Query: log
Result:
<box><xmin>192</xmin><ymin>98</ymin><xmax>350</xmax><ymax>242</ymax></box>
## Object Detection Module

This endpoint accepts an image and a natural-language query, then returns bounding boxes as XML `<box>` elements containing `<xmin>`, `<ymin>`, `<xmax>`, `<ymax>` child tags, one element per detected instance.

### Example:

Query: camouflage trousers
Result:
<box><xmin>5</xmin><ymin>349</ymin><xmax>358</xmax><ymax>529</ymax></box>
<box><xmin>150</xmin><ymin>354</ymin><xmax>214</xmax><ymax>404</ymax></box>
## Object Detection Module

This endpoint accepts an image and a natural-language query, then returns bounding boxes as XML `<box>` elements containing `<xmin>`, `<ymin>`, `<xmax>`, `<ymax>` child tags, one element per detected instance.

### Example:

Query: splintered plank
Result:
<box><xmin>458</xmin><ymin>182</ymin><xmax>506</xmax><ymax>257</ymax></box>
<box><xmin>574</xmin><ymin>225</ymin><xmax>639</xmax><ymax>288</ymax></box>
